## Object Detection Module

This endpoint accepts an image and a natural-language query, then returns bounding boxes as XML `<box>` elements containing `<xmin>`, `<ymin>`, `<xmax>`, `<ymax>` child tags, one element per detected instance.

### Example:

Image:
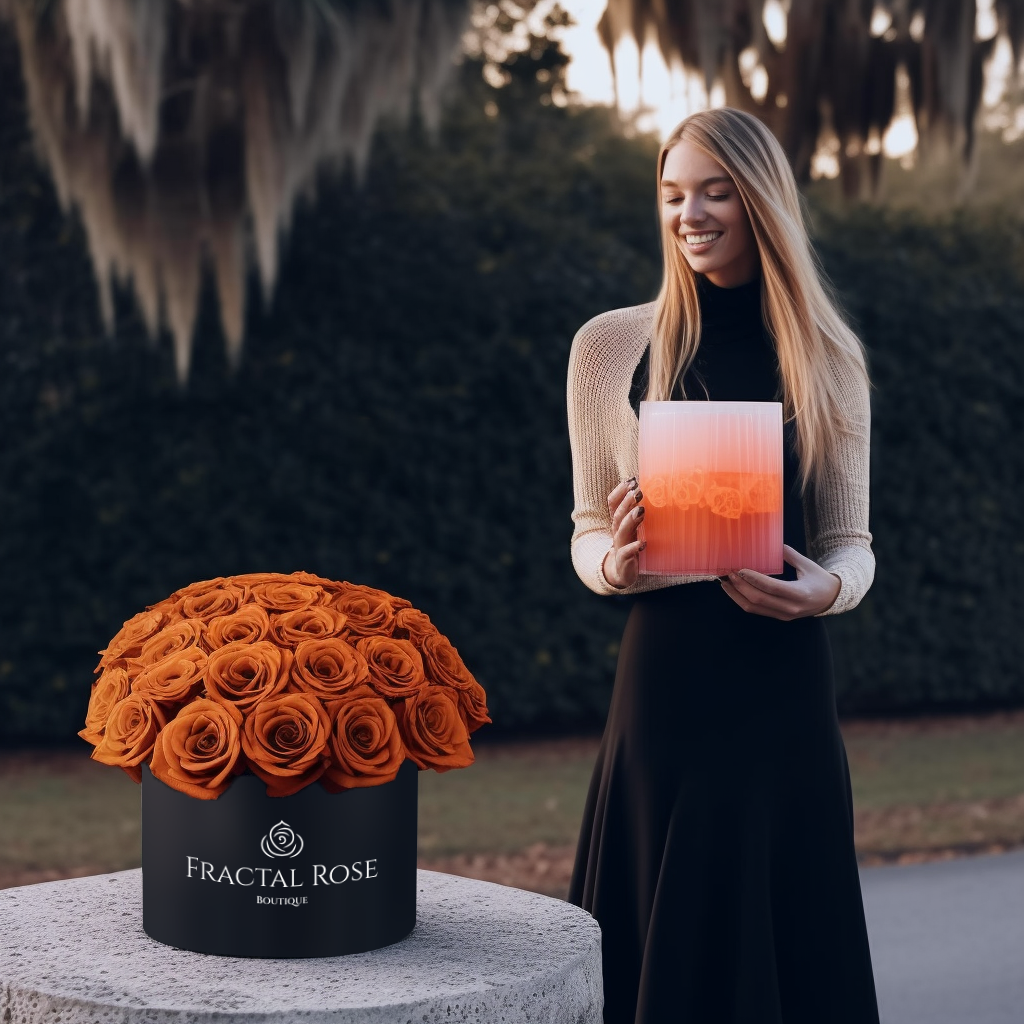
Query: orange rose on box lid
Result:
<box><xmin>80</xmin><ymin>573</ymin><xmax>489</xmax><ymax>798</ymax></box>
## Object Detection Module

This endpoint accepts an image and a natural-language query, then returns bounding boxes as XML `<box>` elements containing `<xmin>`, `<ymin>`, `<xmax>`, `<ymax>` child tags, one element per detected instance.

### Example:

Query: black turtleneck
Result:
<box><xmin>683</xmin><ymin>272</ymin><xmax>780</xmax><ymax>401</ymax></box>
<box><xmin>629</xmin><ymin>272</ymin><xmax>780</xmax><ymax>412</ymax></box>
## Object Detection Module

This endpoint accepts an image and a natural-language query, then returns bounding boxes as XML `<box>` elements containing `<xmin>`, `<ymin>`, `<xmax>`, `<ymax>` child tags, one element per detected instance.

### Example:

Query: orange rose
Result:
<box><xmin>671</xmin><ymin>469</ymin><xmax>705</xmax><ymax>509</ymax></box>
<box><xmin>141</xmin><ymin>595</ymin><xmax>186</xmax><ymax>631</ymax></box>
<box><xmin>351</xmin><ymin>582</ymin><xmax>412</xmax><ymax>609</ymax></box>
<box><xmin>642</xmin><ymin>475</ymin><xmax>668</xmax><ymax>508</ymax></box>
<box><xmin>241</xmin><ymin>692</ymin><xmax>331</xmax><ymax>797</ymax></box>
<box><xmin>160</xmin><ymin>576</ymin><xmax>233</xmax><ymax>615</ymax></box>
<box><xmin>205</xmin><ymin>604</ymin><xmax>271</xmax><ymax>650</ymax></box>
<box><xmin>97</xmin><ymin>608</ymin><xmax>169</xmax><ymax>671</ymax></box>
<box><xmin>131</xmin><ymin>648</ymin><xmax>207</xmax><ymax>708</ymax></box>
<box><xmin>393</xmin><ymin>607</ymin><xmax>439</xmax><ymax>644</ymax></box>
<box><xmin>705</xmin><ymin>484</ymin><xmax>742</xmax><ymax>519</ymax></box>
<box><xmin>205</xmin><ymin>640</ymin><xmax>291</xmax><ymax>715</ymax></box>
<box><xmin>356</xmin><ymin>636</ymin><xmax>425</xmax><ymax>699</ymax></box>
<box><xmin>137</xmin><ymin>619</ymin><xmax>206</xmax><ymax>669</ymax></box>
<box><xmin>229</xmin><ymin>571</ymin><xmax>328</xmax><ymax>590</ymax></box>
<box><xmin>286</xmin><ymin>570</ymin><xmax>347</xmax><ymax>593</ymax></box>
<box><xmin>269</xmin><ymin>607</ymin><xmax>348</xmax><ymax>648</ymax></box>
<box><xmin>149</xmin><ymin>698</ymin><xmax>243</xmax><ymax>799</ymax></box>
<box><xmin>453</xmin><ymin>678</ymin><xmax>491</xmax><ymax>734</ymax></box>
<box><xmin>291</xmin><ymin>637</ymin><xmax>369</xmax><ymax>699</ymax></box>
<box><xmin>330</xmin><ymin>585</ymin><xmax>399</xmax><ymax>636</ymax></box>
<box><xmin>742</xmin><ymin>473</ymin><xmax>781</xmax><ymax>515</ymax></box>
<box><xmin>180</xmin><ymin>582</ymin><xmax>248</xmax><ymax>622</ymax></box>
<box><xmin>90</xmin><ymin>694</ymin><xmax>167</xmax><ymax>782</ymax></box>
<box><xmin>322</xmin><ymin>685</ymin><xmax>405</xmax><ymax>791</ymax></box>
<box><xmin>222</xmin><ymin>572</ymin><xmax>281</xmax><ymax>587</ymax></box>
<box><xmin>79</xmin><ymin>666</ymin><xmax>131</xmax><ymax>745</ymax></box>
<box><xmin>420</xmin><ymin>633</ymin><xmax>476</xmax><ymax>690</ymax></box>
<box><xmin>250</xmin><ymin>580</ymin><xmax>322</xmax><ymax>612</ymax></box>
<box><xmin>177</xmin><ymin>575</ymin><xmax>229</xmax><ymax>593</ymax></box>
<box><xmin>396</xmin><ymin>687</ymin><xmax>474</xmax><ymax>772</ymax></box>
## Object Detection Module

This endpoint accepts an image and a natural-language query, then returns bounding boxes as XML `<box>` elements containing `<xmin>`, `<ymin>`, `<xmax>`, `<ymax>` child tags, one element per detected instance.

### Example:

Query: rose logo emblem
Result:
<box><xmin>260</xmin><ymin>821</ymin><xmax>304</xmax><ymax>858</ymax></box>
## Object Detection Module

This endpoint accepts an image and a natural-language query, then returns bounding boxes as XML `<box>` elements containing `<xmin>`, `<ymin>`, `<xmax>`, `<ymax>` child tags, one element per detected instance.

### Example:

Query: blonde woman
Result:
<box><xmin>566</xmin><ymin>107</ymin><xmax>880</xmax><ymax>1023</ymax></box>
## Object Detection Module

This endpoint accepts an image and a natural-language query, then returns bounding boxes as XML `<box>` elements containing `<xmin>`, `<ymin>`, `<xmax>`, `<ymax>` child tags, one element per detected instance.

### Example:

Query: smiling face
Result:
<box><xmin>660</xmin><ymin>139</ymin><xmax>761</xmax><ymax>289</ymax></box>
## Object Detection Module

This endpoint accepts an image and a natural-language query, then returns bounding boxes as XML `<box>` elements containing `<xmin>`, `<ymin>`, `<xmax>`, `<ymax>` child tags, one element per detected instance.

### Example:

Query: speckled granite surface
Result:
<box><xmin>0</xmin><ymin>868</ymin><xmax>603</xmax><ymax>1023</ymax></box>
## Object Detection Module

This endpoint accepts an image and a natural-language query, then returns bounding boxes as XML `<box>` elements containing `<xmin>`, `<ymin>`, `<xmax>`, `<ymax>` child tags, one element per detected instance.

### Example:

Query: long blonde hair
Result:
<box><xmin>650</xmin><ymin>107</ymin><xmax>872</xmax><ymax>497</ymax></box>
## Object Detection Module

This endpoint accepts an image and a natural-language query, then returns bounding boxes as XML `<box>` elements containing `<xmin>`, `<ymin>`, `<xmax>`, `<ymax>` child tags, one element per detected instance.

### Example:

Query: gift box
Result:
<box><xmin>80</xmin><ymin>572</ymin><xmax>490</xmax><ymax>958</ymax></box>
<box><xmin>637</xmin><ymin>401</ymin><xmax>784</xmax><ymax>576</ymax></box>
<box><xmin>142</xmin><ymin>759</ymin><xmax>417</xmax><ymax>958</ymax></box>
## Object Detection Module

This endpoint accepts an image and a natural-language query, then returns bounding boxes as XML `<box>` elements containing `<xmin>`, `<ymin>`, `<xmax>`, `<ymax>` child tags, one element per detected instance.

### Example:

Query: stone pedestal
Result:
<box><xmin>0</xmin><ymin>868</ymin><xmax>603</xmax><ymax>1023</ymax></box>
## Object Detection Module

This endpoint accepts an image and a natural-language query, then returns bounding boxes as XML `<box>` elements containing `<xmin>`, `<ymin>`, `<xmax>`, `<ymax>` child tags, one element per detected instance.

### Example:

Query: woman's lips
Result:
<box><xmin>682</xmin><ymin>230</ymin><xmax>722</xmax><ymax>253</ymax></box>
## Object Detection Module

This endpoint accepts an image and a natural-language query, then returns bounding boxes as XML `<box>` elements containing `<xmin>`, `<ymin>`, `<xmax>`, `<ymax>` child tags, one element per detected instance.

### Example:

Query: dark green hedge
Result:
<box><xmin>811</xmin><ymin>206</ymin><xmax>1024</xmax><ymax>711</ymax></box>
<box><xmin>1</xmin><ymin>27</ymin><xmax>1022</xmax><ymax>742</ymax></box>
<box><xmin>0</xmin><ymin>32</ymin><xmax>658</xmax><ymax>741</ymax></box>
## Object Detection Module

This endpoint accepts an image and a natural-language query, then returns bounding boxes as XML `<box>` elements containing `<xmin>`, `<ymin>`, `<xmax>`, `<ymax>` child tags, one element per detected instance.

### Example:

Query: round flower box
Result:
<box><xmin>80</xmin><ymin>572</ymin><xmax>490</xmax><ymax>959</ymax></box>
<box><xmin>141</xmin><ymin>759</ymin><xmax>418</xmax><ymax>958</ymax></box>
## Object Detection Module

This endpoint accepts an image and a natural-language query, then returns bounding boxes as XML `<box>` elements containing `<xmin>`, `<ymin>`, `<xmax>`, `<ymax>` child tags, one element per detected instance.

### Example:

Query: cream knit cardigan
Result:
<box><xmin>566</xmin><ymin>301</ymin><xmax>874</xmax><ymax>616</ymax></box>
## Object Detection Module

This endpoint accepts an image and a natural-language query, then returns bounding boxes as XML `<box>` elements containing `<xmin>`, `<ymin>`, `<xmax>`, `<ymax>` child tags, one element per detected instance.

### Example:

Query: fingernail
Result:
<box><xmin>640</xmin><ymin>541</ymin><xmax>647</xmax><ymax>551</ymax></box>
<box><xmin>635</xmin><ymin>505</ymin><xmax>645</xmax><ymax>518</ymax></box>
<box><xmin>634</xmin><ymin>488</ymin><xmax>643</xmax><ymax>502</ymax></box>
<box><xmin>627</xmin><ymin>476</ymin><xmax>638</xmax><ymax>488</ymax></box>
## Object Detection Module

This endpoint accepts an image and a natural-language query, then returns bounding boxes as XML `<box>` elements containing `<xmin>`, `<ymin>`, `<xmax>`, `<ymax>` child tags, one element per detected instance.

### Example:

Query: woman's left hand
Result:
<box><xmin>719</xmin><ymin>545</ymin><xmax>841</xmax><ymax>620</ymax></box>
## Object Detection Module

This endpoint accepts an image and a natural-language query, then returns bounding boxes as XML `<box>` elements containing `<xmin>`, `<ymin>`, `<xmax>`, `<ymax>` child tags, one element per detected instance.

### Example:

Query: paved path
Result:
<box><xmin>861</xmin><ymin>848</ymin><xmax>1024</xmax><ymax>1024</ymax></box>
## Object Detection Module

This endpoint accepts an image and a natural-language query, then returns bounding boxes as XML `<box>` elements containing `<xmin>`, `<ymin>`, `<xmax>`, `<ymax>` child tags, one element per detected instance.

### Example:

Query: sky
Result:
<box><xmin>556</xmin><ymin>0</ymin><xmax>715</xmax><ymax>136</ymax></box>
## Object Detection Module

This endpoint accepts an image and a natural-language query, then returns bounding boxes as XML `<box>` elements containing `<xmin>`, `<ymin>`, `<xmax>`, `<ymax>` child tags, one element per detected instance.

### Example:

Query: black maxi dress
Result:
<box><xmin>567</xmin><ymin>272</ymin><xmax>880</xmax><ymax>1024</ymax></box>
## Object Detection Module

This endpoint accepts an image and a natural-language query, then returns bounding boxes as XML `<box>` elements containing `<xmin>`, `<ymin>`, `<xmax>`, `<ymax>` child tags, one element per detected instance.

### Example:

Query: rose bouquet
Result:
<box><xmin>79</xmin><ymin>572</ymin><xmax>490</xmax><ymax>799</ymax></box>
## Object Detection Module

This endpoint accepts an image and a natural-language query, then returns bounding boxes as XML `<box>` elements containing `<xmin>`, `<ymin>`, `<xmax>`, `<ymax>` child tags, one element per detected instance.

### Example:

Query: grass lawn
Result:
<box><xmin>3</xmin><ymin>711</ymin><xmax>1024</xmax><ymax>897</ymax></box>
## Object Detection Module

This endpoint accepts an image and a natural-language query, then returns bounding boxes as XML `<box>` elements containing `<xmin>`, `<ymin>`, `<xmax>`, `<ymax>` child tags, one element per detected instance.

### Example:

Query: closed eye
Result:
<box><xmin>664</xmin><ymin>194</ymin><xmax>730</xmax><ymax>203</ymax></box>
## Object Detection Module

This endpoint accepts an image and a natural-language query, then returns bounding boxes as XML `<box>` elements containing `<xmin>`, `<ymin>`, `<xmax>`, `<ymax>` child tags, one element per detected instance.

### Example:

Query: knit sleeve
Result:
<box><xmin>566</xmin><ymin>306</ymin><xmax>712</xmax><ymax>597</ymax></box>
<box><xmin>806</xmin><ymin>354</ymin><xmax>875</xmax><ymax>616</ymax></box>
<box><xmin>566</xmin><ymin>312</ymin><xmax>631</xmax><ymax>595</ymax></box>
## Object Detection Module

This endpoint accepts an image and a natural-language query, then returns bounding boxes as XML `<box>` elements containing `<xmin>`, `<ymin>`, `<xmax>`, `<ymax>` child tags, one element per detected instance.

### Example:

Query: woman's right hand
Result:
<box><xmin>602</xmin><ymin>477</ymin><xmax>646</xmax><ymax>589</ymax></box>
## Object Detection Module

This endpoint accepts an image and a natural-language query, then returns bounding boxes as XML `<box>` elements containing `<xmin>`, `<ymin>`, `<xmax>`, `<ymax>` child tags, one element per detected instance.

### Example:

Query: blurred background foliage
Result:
<box><xmin>1</xmin><ymin>6</ymin><xmax>1022</xmax><ymax>743</ymax></box>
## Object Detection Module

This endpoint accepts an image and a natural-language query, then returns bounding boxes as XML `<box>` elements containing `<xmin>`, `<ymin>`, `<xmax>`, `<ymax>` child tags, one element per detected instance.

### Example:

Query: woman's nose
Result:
<box><xmin>677</xmin><ymin>197</ymin><xmax>706</xmax><ymax>229</ymax></box>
